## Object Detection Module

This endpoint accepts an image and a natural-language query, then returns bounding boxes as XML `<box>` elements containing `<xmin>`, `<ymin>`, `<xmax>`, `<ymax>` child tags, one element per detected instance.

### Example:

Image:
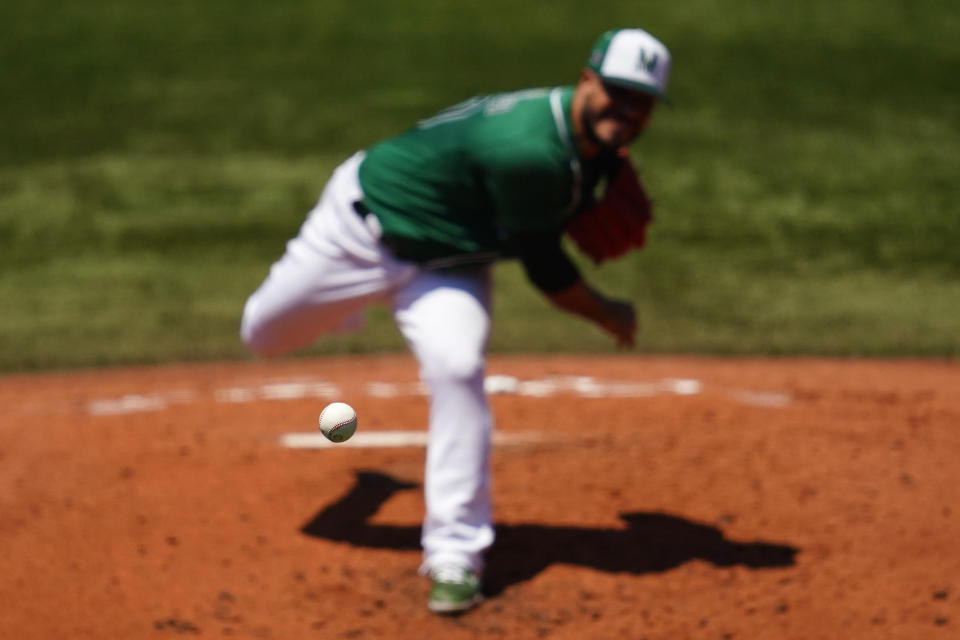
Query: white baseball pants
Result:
<box><xmin>241</xmin><ymin>152</ymin><xmax>495</xmax><ymax>573</ymax></box>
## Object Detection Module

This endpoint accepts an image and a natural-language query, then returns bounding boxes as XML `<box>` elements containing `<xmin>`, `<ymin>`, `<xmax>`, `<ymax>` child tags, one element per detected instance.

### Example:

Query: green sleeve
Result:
<box><xmin>480</xmin><ymin>145</ymin><xmax>573</xmax><ymax>233</ymax></box>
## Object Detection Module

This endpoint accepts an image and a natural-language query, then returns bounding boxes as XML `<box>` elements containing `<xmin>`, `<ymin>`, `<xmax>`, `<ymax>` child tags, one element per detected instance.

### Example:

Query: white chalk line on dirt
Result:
<box><xmin>280</xmin><ymin>430</ymin><xmax>546</xmax><ymax>449</ymax></box>
<box><xmin>84</xmin><ymin>375</ymin><xmax>791</xmax><ymax>417</ymax></box>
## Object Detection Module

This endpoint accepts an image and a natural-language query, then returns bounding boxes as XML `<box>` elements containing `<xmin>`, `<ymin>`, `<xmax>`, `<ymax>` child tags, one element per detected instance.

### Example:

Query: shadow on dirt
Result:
<box><xmin>301</xmin><ymin>470</ymin><xmax>799</xmax><ymax>596</ymax></box>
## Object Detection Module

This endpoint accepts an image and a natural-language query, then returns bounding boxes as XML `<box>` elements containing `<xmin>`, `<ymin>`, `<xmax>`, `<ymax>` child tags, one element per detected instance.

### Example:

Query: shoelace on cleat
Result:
<box><xmin>431</xmin><ymin>565</ymin><xmax>473</xmax><ymax>584</ymax></box>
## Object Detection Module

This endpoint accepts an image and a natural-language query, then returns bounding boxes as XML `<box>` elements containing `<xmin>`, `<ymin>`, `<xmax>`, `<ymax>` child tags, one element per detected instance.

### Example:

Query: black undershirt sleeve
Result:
<box><xmin>508</xmin><ymin>232</ymin><xmax>581</xmax><ymax>293</ymax></box>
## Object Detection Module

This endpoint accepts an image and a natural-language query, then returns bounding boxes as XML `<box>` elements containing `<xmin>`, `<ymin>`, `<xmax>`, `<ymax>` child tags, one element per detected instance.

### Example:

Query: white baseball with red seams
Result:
<box><xmin>318</xmin><ymin>402</ymin><xmax>358</xmax><ymax>443</ymax></box>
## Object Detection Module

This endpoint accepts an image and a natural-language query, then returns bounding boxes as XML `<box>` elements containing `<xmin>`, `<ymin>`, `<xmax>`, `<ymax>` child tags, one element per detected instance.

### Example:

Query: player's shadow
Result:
<box><xmin>301</xmin><ymin>470</ymin><xmax>798</xmax><ymax>596</ymax></box>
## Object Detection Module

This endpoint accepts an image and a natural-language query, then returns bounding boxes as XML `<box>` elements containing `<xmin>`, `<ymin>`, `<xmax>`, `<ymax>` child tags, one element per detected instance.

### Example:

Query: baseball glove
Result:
<box><xmin>566</xmin><ymin>155</ymin><xmax>652</xmax><ymax>264</ymax></box>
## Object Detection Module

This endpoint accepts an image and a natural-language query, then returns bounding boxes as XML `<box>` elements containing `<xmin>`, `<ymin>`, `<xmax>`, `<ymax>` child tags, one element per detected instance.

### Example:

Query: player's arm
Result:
<box><xmin>545</xmin><ymin>279</ymin><xmax>637</xmax><ymax>348</ymax></box>
<box><xmin>512</xmin><ymin>233</ymin><xmax>637</xmax><ymax>348</ymax></box>
<box><xmin>484</xmin><ymin>147</ymin><xmax>636</xmax><ymax>346</ymax></box>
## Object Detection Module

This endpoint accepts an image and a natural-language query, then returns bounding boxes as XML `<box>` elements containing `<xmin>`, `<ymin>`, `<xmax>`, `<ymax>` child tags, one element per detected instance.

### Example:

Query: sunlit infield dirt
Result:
<box><xmin>1</xmin><ymin>355</ymin><xmax>957</xmax><ymax>638</ymax></box>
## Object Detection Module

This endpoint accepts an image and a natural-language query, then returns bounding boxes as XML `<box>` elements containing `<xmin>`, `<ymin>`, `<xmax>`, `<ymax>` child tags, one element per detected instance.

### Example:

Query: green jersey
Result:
<box><xmin>358</xmin><ymin>86</ymin><xmax>607</xmax><ymax>266</ymax></box>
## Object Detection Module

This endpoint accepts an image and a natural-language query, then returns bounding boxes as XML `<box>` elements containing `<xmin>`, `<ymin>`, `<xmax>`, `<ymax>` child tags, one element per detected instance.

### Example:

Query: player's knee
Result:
<box><xmin>240</xmin><ymin>302</ymin><xmax>285</xmax><ymax>358</ymax></box>
<box><xmin>240</xmin><ymin>323</ymin><xmax>281</xmax><ymax>357</ymax></box>
<box><xmin>420</xmin><ymin>345</ymin><xmax>486</xmax><ymax>384</ymax></box>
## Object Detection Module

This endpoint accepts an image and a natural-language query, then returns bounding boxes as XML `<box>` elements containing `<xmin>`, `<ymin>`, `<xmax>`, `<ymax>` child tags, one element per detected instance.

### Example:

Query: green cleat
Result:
<box><xmin>427</xmin><ymin>564</ymin><xmax>483</xmax><ymax>614</ymax></box>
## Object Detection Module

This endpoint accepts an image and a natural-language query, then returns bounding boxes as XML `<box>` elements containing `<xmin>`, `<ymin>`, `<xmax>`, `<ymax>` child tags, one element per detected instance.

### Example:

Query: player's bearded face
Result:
<box><xmin>583</xmin><ymin>78</ymin><xmax>656</xmax><ymax>151</ymax></box>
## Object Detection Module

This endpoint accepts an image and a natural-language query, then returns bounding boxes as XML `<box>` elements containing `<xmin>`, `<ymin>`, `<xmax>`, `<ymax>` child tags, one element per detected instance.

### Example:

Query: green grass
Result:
<box><xmin>1</xmin><ymin>0</ymin><xmax>958</xmax><ymax>370</ymax></box>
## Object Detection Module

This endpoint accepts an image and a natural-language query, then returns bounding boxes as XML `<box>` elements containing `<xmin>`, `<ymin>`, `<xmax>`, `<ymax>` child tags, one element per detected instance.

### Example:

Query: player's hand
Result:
<box><xmin>598</xmin><ymin>298</ymin><xmax>637</xmax><ymax>348</ymax></box>
<box><xmin>545</xmin><ymin>280</ymin><xmax>637</xmax><ymax>348</ymax></box>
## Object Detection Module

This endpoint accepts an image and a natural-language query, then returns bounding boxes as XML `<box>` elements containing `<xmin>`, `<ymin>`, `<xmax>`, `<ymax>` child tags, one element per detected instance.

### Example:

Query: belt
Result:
<box><xmin>351</xmin><ymin>200</ymin><xmax>495</xmax><ymax>269</ymax></box>
<box><xmin>353</xmin><ymin>200</ymin><xmax>373</xmax><ymax>218</ymax></box>
<box><xmin>352</xmin><ymin>200</ymin><xmax>404</xmax><ymax>256</ymax></box>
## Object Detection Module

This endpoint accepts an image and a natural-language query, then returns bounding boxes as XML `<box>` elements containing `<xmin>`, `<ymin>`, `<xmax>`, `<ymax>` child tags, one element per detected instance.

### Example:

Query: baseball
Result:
<box><xmin>318</xmin><ymin>402</ymin><xmax>358</xmax><ymax>443</ymax></box>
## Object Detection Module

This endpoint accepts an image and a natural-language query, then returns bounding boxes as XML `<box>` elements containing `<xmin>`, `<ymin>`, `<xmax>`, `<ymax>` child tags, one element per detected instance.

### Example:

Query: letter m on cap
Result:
<box><xmin>637</xmin><ymin>50</ymin><xmax>658</xmax><ymax>73</ymax></box>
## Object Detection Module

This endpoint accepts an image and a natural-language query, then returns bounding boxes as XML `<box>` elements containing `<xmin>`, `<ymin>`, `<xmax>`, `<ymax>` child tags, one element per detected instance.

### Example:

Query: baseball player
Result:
<box><xmin>241</xmin><ymin>28</ymin><xmax>671</xmax><ymax>614</ymax></box>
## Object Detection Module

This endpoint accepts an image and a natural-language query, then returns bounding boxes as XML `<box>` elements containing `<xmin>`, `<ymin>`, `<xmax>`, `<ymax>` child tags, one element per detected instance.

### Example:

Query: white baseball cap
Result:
<box><xmin>587</xmin><ymin>28</ymin><xmax>672</xmax><ymax>102</ymax></box>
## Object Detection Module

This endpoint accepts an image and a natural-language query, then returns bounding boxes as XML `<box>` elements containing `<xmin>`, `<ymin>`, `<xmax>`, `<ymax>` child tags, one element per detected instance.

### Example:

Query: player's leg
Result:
<box><xmin>392</xmin><ymin>266</ymin><xmax>494</xmax><ymax>605</ymax></box>
<box><xmin>241</xmin><ymin>153</ymin><xmax>416</xmax><ymax>356</ymax></box>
